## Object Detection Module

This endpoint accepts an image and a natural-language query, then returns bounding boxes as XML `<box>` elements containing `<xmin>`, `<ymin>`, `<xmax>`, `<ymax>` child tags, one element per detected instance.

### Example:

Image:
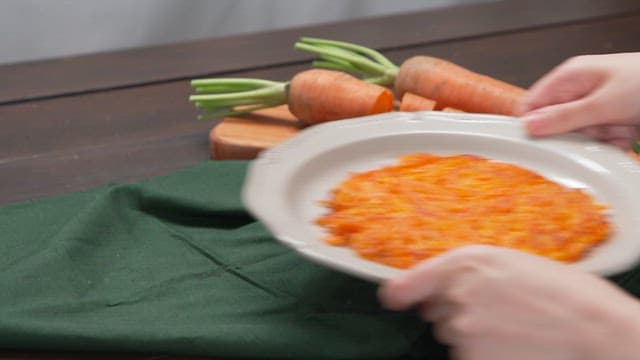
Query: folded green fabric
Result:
<box><xmin>0</xmin><ymin>161</ymin><xmax>447</xmax><ymax>359</ymax></box>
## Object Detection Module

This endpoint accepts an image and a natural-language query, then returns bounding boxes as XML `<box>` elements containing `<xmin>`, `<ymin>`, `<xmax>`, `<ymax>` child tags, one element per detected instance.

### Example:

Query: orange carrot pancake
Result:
<box><xmin>316</xmin><ymin>153</ymin><xmax>611</xmax><ymax>269</ymax></box>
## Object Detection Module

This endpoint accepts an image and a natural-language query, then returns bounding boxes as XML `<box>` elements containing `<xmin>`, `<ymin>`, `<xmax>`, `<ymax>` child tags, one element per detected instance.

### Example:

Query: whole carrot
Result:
<box><xmin>189</xmin><ymin>68</ymin><xmax>393</xmax><ymax>124</ymax></box>
<box><xmin>288</xmin><ymin>69</ymin><xmax>393</xmax><ymax>124</ymax></box>
<box><xmin>294</xmin><ymin>37</ymin><xmax>527</xmax><ymax>116</ymax></box>
<box><xmin>395</xmin><ymin>56</ymin><xmax>525</xmax><ymax>115</ymax></box>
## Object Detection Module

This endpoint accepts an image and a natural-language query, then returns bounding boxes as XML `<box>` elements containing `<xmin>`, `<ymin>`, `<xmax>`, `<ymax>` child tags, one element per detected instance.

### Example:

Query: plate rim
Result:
<box><xmin>242</xmin><ymin>111</ymin><xmax>640</xmax><ymax>282</ymax></box>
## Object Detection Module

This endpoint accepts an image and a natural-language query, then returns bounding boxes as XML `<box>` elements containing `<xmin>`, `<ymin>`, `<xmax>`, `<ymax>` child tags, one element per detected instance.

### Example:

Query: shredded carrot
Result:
<box><xmin>316</xmin><ymin>153</ymin><xmax>611</xmax><ymax>269</ymax></box>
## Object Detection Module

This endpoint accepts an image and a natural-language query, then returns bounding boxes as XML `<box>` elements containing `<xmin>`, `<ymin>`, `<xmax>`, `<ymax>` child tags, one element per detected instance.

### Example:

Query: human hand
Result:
<box><xmin>378</xmin><ymin>245</ymin><xmax>640</xmax><ymax>360</ymax></box>
<box><xmin>520</xmin><ymin>53</ymin><xmax>640</xmax><ymax>150</ymax></box>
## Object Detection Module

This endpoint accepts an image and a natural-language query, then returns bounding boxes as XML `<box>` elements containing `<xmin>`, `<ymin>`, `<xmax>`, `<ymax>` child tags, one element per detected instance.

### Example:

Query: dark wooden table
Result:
<box><xmin>2</xmin><ymin>0</ymin><xmax>640</xmax><ymax>358</ymax></box>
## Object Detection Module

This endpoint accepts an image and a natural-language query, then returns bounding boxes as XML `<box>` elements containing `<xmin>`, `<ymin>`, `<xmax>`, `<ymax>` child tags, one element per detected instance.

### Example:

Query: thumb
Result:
<box><xmin>523</xmin><ymin>97</ymin><xmax>606</xmax><ymax>136</ymax></box>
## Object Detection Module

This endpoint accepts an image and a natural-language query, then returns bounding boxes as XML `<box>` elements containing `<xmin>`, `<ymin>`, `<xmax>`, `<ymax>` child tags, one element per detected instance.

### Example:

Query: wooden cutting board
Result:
<box><xmin>209</xmin><ymin>105</ymin><xmax>304</xmax><ymax>160</ymax></box>
<box><xmin>208</xmin><ymin>105</ymin><xmax>469</xmax><ymax>160</ymax></box>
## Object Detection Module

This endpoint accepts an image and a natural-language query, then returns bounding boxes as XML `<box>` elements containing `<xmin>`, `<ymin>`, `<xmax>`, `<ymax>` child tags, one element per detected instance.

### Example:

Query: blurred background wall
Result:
<box><xmin>0</xmin><ymin>0</ymin><xmax>492</xmax><ymax>65</ymax></box>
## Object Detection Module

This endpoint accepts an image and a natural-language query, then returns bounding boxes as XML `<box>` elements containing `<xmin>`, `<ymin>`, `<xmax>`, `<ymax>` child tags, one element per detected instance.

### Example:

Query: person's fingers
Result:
<box><xmin>577</xmin><ymin>124</ymin><xmax>638</xmax><ymax>141</ymax></box>
<box><xmin>433</xmin><ymin>321</ymin><xmax>458</xmax><ymax>345</ymax></box>
<box><xmin>575</xmin><ymin>125</ymin><xmax>638</xmax><ymax>150</ymax></box>
<box><xmin>450</xmin><ymin>343</ymin><xmax>527</xmax><ymax>360</ymax></box>
<box><xmin>601</xmin><ymin>125</ymin><xmax>634</xmax><ymax>140</ymax></box>
<box><xmin>432</xmin><ymin>315</ymin><xmax>477</xmax><ymax>346</ymax></box>
<box><xmin>378</xmin><ymin>245</ymin><xmax>501</xmax><ymax>311</ymax></box>
<box><xmin>419</xmin><ymin>300</ymin><xmax>457</xmax><ymax>323</ymax></box>
<box><xmin>519</xmin><ymin>60</ymin><xmax>604</xmax><ymax>115</ymax></box>
<box><xmin>608</xmin><ymin>138</ymin><xmax>635</xmax><ymax>150</ymax></box>
<box><xmin>523</xmin><ymin>96</ymin><xmax>609</xmax><ymax>136</ymax></box>
<box><xmin>378</xmin><ymin>251</ymin><xmax>461</xmax><ymax>310</ymax></box>
<box><xmin>576</xmin><ymin>125</ymin><xmax>603</xmax><ymax>139</ymax></box>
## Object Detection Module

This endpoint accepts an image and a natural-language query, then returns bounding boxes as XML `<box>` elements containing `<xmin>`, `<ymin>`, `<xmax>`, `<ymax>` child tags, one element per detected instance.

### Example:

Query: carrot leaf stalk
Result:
<box><xmin>189</xmin><ymin>78</ymin><xmax>287</xmax><ymax>120</ymax></box>
<box><xmin>634</xmin><ymin>141</ymin><xmax>640</xmax><ymax>154</ymax></box>
<box><xmin>294</xmin><ymin>36</ymin><xmax>398</xmax><ymax>86</ymax></box>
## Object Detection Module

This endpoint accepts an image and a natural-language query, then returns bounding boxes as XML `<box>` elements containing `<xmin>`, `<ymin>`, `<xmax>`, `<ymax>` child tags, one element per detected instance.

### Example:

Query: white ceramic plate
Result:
<box><xmin>242</xmin><ymin>111</ymin><xmax>640</xmax><ymax>282</ymax></box>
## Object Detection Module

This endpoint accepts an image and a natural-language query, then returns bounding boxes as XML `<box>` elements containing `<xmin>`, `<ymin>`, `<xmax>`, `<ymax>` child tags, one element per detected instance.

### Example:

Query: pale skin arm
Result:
<box><xmin>520</xmin><ymin>52</ymin><xmax>640</xmax><ymax>150</ymax></box>
<box><xmin>378</xmin><ymin>245</ymin><xmax>640</xmax><ymax>360</ymax></box>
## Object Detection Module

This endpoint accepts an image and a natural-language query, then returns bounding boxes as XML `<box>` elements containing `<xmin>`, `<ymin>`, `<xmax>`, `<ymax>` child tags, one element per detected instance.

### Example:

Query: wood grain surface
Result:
<box><xmin>3</xmin><ymin>8</ymin><xmax>639</xmax><ymax>205</ymax></box>
<box><xmin>1</xmin><ymin>0</ymin><xmax>639</xmax><ymax>104</ymax></box>
<box><xmin>210</xmin><ymin>105</ymin><xmax>302</xmax><ymax>160</ymax></box>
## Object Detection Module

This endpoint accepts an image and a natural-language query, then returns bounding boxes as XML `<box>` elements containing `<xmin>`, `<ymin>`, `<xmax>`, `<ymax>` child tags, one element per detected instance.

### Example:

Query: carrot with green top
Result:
<box><xmin>294</xmin><ymin>37</ymin><xmax>526</xmax><ymax>115</ymax></box>
<box><xmin>189</xmin><ymin>68</ymin><xmax>393</xmax><ymax>124</ymax></box>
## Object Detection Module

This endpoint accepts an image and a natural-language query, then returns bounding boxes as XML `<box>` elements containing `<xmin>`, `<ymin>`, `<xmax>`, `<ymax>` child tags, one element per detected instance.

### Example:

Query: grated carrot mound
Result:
<box><xmin>316</xmin><ymin>153</ymin><xmax>611</xmax><ymax>269</ymax></box>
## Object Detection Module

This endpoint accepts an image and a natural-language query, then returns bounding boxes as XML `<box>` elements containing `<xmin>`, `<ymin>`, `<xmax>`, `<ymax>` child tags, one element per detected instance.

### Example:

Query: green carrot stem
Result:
<box><xmin>363</xmin><ymin>76</ymin><xmax>394</xmax><ymax>85</ymax></box>
<box><xmin>633</xmin><ymin>141</ymin><xmax>640</xmax><ymax>154</ymax></box>
<box><xmin>294</xmin><ymin>37</ymin><xmax>399</xmax><ymax>86</ymax></box>
<box><xmin>191</xmin><ymin>78</ymin><xmax>279</xmax><ymax>89</ymax></box>
<box><xmin>299</xmin><ymin>36</ymin><xmax>397</xmax><ymax>68</ymax></box>
<box><xmin>194</xmin><ymin>83</ymin><xmax>266</xmax><ymax>92</ymax></box>
<box><xmin>294</xmin><ymin>42</ymin><xmax>386</xmax><ymax>76</ymax></box>
<box><xmin>194</xmin><ymin>97</ymin><xmax>270</xmax><ymax>109</ymax></box>
<box><xmin>189</xmin><ymin>79</ymin><xmax>288</xmax><ymax>119</ymax></box>
<box><xmin>196</xmin><ymin>102</ymin><xmax>282</xmax><ymax>121</ymax></box>
<box><xmin>294</xmin><ymin>43</ymin><xmax>394</xmax><ymax>84</ymax></box>
<box><xmin>317</xmin><ymin>52</ymin><xmax>384</xmax><ymax>77</ymax></box>
<box><xmin>312</xmin><ymin>59</ymin><xmax>365</xmax><ymax>78</ymax></box>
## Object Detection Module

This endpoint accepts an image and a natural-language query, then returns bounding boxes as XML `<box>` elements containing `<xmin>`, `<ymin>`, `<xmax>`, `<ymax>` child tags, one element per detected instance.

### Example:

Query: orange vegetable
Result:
<box><xmin>441</xmin><ymin>106</ymin><xmax>465</xmax><ymax>113</ymax></box>
<box><xmin>288</xmin><ymin>69</ymin><xmax>393</xmax><ymax>124</ymax></box>
<box><xmin>296</xmin><ymin>37</ymin><xmax>527</xmax><ymax>115</ymax></box>
<box><xmin>395</xmin><ymin>56</ymin><xmax>526</xmax><ymax>115</ymax></box>
<box><xmin>399</xmin><ymin>92</ymin><xmax>436</xmax><ymax>112</ymax></box>
<box><xmin>189</xmin><ymin>69</ymin><xmax>393</xmax><ymax>124</ymax></box>
<box><xmin>316</xmin><ymin>153</ymin><xmax>611</xmax><ymax>269</ymax></box>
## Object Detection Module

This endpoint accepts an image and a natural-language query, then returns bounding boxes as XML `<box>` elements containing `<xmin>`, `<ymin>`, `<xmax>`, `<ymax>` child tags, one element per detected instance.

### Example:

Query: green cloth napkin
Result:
<box><xmin>0</xmin><ymin>161</ymin><xmax>447</xmax><ymax>360</ymax></box>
